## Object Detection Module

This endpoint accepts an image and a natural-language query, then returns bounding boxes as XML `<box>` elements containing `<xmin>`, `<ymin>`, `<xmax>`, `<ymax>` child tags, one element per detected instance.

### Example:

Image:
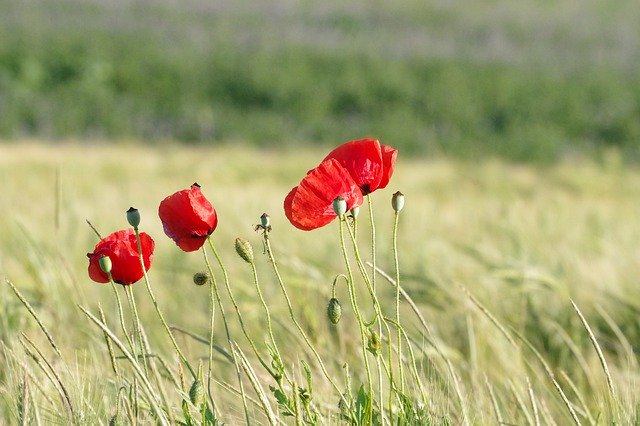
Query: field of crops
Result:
<box><xmin>1</xmin><ymin>143</ymin><xmax>638</xmax><ymax>424</ymax></box>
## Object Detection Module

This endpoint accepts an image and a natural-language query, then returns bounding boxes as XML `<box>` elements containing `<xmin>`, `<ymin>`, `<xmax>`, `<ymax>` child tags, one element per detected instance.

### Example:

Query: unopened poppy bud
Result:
<box><xmin>367</xmin><ymin>330</ymin><xmax>381</xmax><ymax>356</ymax></box>
<box><xmin>235</xmin><ymin>237</ymin><xmax>254</xmax><ymax>263</ymax></box>
<box><xmin>327</xmin><ymin>298</ymin><xmax>342</xmax><ymax>324</ymax></box>
<box><xmin>332</xmin><ymin>196</ymin><xmax>347</xmax><ymax>217</ymax></box>
<box><xmin>126</xmin><ymin>207</ymin><xmax>141</xmax><ymax>228</ymax></box>
<box><xmin>193</xmin><ymin>272</ymin><xmax>209</xmax><ymax>286</ymax></box>
<box><xmin>99</xmin><ymin>255</ymin><xmax>112</xmax><ymax>274</ymax></box>
<box><xmin>391</xmin><ymin>191</ymin><xmax>405</xmax><ymax>212</ymax></box>
<box><xmin>189</xmin><ymin>378</ymin><xmax>205</xmax><ymax>407</ymax></box>
<box><xmin>260</xmin><ymin>213</ymin><xmax>270</xmax><ymax>229</ymax></box>
<box><xmin>349</xmin><ymin>206</ymin><xmax>360</xmax><ymax>219</ymax></box>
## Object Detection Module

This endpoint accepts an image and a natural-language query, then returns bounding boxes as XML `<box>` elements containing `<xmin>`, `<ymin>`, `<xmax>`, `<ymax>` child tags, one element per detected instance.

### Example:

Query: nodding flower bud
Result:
<box><xmin>235</xmin><ymin>238</ymin><xmax>254</xmax><ymax>263</ymax></box>
<box><xmin>367</xmin><ymin>330</ymin><xmax>382</xmax><ymax>356</ymax></box>
<box><xmin>332</xmin><ymin>196</ymin><xmax>347</xmax><ymax>217</ymax></box>
<box><xmin>99</xmin><ymin>255</ymin><xmax>112</xmax><ymax>274</ymax></box>
<box><xmin>260</xmin><ymin>213</ymin><xmax>270</xmax><ymax>229</ymax></box>
<box><xmin>126</xmin><ymin>207</ymin><xmax>141</xmax><ymax>228</ymax></box>
<box><xmin>193</xmin><ymin>272</ymin><xmax>209</xmax><ymax>286</ymax></box>
<box><xmin>189</xmin><ymin>378</ymin><xmax>205</xmax><ymax>407</ymax></box>
<box><xmin>349</xmin><ymin>206</ymin><xmax>360</xmax><ymax>219</ymax></box>
<box><xmin>327</xmin><ymin>298</ymin><xmax>342</xmax><ymax>325</ymax></box>
<box><xmin>391</xmin><ymin>191</ymin><xmax>405</xmax><ymax>212</ymax></box>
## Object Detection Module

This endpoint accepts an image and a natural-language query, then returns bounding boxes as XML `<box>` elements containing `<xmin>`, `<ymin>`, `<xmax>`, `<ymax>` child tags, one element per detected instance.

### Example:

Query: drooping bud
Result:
<box><xmin>391</xmin><ymin>191</ymin><xmax>405</xmax><ymax>212</ymax></box>
<box><xmin>332</xmin><ymin>196</ymin><xmax>347</xmax><ymax>217</ymax></box>
<box><xmin>367</xmin><ymin>330</ymin><xmax>381</xmax><ymax>356</ymax></box>
<box><xmin>99</xmin><ymin>255</ymin><xmax>112</xmax><ymax>274</ymax></box>
<box><xmin>235</xmin><ymin>237</ymin><xmax>254</xmax><ymax>264</ymax></box>
<box><xmin>327</xmin><ymin>298</ymin><xmax>342</xmax><ymax>325</ymax></box>
<box><xmin>193</xmin><ymin>272</ymin><xmax>209</xmax><ymax>286</ymax></box>
<box><xmin>260</xmin><ymin>213</ymin><xmax>270</xmax><ymax>229</ymax></box>
<box><xmin>349</xmin><ymin>206</ymin><xmax>360</xmax><ymax>219</ymax></box>
<box><xmin>126</xmin><ymin>207</ymin><xmax>141</xmax><ymax>228</ymax></box>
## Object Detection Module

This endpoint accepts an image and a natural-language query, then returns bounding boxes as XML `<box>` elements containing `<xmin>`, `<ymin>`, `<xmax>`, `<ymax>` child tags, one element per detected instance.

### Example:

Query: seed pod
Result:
<box><xmin>349</xmin><ymin>206</ymin><xmax>360</xmax><ymax>219</ymax></box>
<box><xmin>367</xmin><ymin>330</ymin><xmax>381</xmax><ymax>356</ymax></box>
<box><xmin>260</xmin><ymin>213</ymin><xmax>270</xmax><ymax>229</ymax></box>
<box><xmin>327</xmin><ymin>298</ymin><xmax>342</xmax><ymax>325</ymax></box>
<box><xmin>99</xmin><ymin>255</ymin><xmax>112</xmax><ymax>274</ymax></box>
<box><xmin>193</xmin><ymin>272</ymin><xmax>209</xmax><ymax>286</ymax></box>
<box><xmin>189</xmin><ymin>378</ymin><xmax>205</xmax><ymax>407</ymax></box>
<box><xmin>391</xmin><ymin>191</ymin><xmax>405</xmax><ymax>212</ymax></box>
<box><xmin>126</xmin><ymin>207</ymin><xmax>141</xmax><ymax>228</ymax></box>
<box><xmin>332</xmin><ymin>196</ymin><xmax>347</xmax><ymax>217</ymax></box>
<box><xmin>235</xmin><ymin>237</ymin><xmax>254</xmax><ymax>263</ymax></box>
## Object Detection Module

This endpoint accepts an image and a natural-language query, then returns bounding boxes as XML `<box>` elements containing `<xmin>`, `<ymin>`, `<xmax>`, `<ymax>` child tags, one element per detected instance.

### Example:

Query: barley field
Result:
<box><xmin>0</xmin><ymin>142</ymin><xmax>638</xmax><ymax>424</ymax></box>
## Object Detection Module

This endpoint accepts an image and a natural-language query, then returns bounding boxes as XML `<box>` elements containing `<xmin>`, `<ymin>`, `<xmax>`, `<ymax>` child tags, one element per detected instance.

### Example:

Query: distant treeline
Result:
<box><xmin>1</xmin><ymin>31</ymin><xmax>639</xmax><ymax>161</ymax></box>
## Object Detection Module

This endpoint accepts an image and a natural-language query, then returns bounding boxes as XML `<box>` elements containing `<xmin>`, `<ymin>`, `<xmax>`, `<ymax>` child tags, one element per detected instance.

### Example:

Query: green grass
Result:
<box><xmin>0</xmin><ymin>142</ymin><xmax>638</xmax><ymax>423</ymax></box>
<box><xmin>1</xmin><ymin>0</ymin><xmax>640</xmax><ymax>161</ymax></box>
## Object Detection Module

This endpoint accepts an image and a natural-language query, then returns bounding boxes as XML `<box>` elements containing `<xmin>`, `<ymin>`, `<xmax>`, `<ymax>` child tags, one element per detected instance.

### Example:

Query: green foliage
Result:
<box><xmin>1</xmin><ymin>0</ymin><xmax>639</xmax><ymax>162</ymax></box>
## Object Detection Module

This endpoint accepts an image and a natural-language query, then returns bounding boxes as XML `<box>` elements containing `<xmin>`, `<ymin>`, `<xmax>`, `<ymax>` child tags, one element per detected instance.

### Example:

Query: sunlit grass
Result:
<box><xmin>1</xmin><ymin>142</ymin><xmax>639</xmax><ymax>423</ymax></box>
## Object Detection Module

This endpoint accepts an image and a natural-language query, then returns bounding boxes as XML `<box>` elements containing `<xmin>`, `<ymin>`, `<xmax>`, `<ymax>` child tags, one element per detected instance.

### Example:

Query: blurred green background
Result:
<box><xmin>1</xmin><ymin>0</ymin><xmax>639</xmax><ymax>162</ymax></box>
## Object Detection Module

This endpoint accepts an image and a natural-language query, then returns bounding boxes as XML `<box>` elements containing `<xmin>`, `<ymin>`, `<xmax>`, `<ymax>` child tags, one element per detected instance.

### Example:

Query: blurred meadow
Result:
<box><xmin>1</xmin><ymin>0</ymin><xmax>640</xmax><ymax>424</ymax></box>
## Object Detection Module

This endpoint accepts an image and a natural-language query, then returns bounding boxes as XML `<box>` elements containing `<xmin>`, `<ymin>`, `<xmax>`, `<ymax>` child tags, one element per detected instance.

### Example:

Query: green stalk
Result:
<box><xmin>392</xmin><ymin>210</ymin><xmax>405</xmax><ymax>392</ymax></box>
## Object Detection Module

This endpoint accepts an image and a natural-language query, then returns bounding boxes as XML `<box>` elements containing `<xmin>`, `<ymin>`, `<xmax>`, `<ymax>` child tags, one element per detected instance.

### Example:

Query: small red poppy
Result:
<box><xmin>87</xmin><ymin>229</ymin><xmax>154</xmax><ymax>285</ymax></box>
<box><xmin>284</xmin><ymin>158</ymin><xmax>364</xmax><ymax>230</ymax></box>
<box><xmin>323</xmin><ymin>138</ymin><xmax>397</xmax><ymax>194</ymax></box>
<box><xmin>158</xmin><ymin>183</ymin><xmax>218</xmax><ymax>252</ymax></box>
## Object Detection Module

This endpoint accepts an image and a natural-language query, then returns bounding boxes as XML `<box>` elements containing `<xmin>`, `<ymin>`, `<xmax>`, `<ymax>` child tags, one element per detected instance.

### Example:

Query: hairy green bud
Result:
<box><xmin>235</xmin><ymin>237</ymin><xmax>254</xmax><ymax>263</ymax></box>
<box><xmin>193</xmin><ymin>272</ymin><xmax>209</xmax><ymax>286</ymax></box>
<box><xmin>327</xmin><ymin>298</ymin><xmax>342</xmax><ymax>325</ymax></box>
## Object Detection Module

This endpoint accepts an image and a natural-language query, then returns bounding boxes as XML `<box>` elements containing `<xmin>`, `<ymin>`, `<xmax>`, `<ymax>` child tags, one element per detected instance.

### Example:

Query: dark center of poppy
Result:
<box><xmin>361</xmin><ymin>184</ymin><xmax>371</xmax><ymax>195</ymax></box>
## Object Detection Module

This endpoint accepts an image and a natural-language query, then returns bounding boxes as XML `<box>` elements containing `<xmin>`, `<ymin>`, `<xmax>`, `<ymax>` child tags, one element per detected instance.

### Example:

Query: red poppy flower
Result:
<box><xmin>87</xmin><ymin>229</ymin><xmax>154</xmax><ymax>285</ymax></box>
<box><xmin>323</xmin><ymin>138</ymin><xmax>397</xmax><ymax>194</ymax></box>
<box><xmin>158</xmin><ymin>183</ymin><xmax>218</xmax><ymax>252</ymax></box>
<box><xmin>284</xmin><ymin>158</ymin><xmax>363</xmax><ymax>230</ymax></box>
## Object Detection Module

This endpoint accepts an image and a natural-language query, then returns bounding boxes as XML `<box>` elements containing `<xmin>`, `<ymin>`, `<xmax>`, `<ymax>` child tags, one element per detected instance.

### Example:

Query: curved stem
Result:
<box><xmin>133</xmin><ymin>228</ymin><xmax>195</xmax><ymax>378</ymax></box>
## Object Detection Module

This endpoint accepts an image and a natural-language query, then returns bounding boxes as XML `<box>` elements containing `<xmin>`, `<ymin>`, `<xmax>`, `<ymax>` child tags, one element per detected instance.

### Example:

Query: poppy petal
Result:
<box><xmin>87</xmin><ymin>229</ymin><xmax>154</xmax><ymax>285</ymax></box>
<box><xmin>323</xmin><ymin>138</ymin><xmax>384</xmax><ymax>194</ymax></box>
<box><xmin>378</xmin><ymin>144</ymin><xmax>398</xmax><ymax>190</ymax></box>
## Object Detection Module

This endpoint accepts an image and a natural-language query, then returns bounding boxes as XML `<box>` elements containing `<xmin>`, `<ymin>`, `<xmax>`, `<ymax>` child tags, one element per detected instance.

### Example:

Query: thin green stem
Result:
<box><xmin>392</xmin><ymin>211</ymin><xmax>405</xmax><ymax>392</ymax></box>
<box><xmin>109</xmin><ymin>279</ymin><xmax>134</xmax><ymax>354</ymax></box>
<box><xmin>206</xmin><ymin>238</ymin><xmax>276</xmax><ymax>378</ymax></box>
<box><xmin>338</xmin><ymin>218</ymin><xmax>374</xmax><ymax>418</ymax></box>
<box><xmin>201</xmin><ymin>248</ymin><xmax>217</xmax><ymax>414</ymax></box>
<box><xmin>132</xmin><ymin>227</ymin><xmax>195</xmax><ymax>379</ymax></box>
<box><xmin>125</xmin><ymin>285</ymin><xmax>149</xmax><ymax>375</ymax></box>
<box><xmin>202</xmin><ymin>242</ymin><xmax>251</xmax><ymax>425</ymax></box>
<box><xmin>262</xmin><ymin>232</ymin><xmax>350</xmax><ymax>409</ymax></box>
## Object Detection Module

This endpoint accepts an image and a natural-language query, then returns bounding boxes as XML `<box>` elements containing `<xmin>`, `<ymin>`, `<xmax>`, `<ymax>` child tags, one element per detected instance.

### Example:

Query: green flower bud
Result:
<box><xmin>189</xmin><ymin>378</ymin><xmax>205</xmax><ymax>407</ymax></box>
<box><xmin>349</xmin><ymin>206</ymin><xmax>360</xmax><ymax>219</ymax></box>
<box><xmin>391</xmin><ymin>191</ymin><xmax>405</xmax><ymax>212</ymax></box>
<box><xmin>99</xmin><ymin>255</ymin><xmax>112</xmax><ymax>274</ymax></box>
<box><xmin>332</xmin><ymin>196</ymin><xmax>347</xmax><ymax>217</ymax></box>
<box><xmin>260</xmin><ymin>213</ymin><xmax>270</xmax><ymax>229</ymax></box>
<box><xmin>126</xmin><ymin>207</ymin><xmax>141</xmax><ymax>228</ymax></box>
<box><xmin>235</xmin><ymin>237</ymin><xmax>254</xmax><ymax>263</ymax></box>
<box><xmin>193</xmin><ymin>272</ymin><xmax>209</xmax><ymax>286</ymax></box>
<box><xmin>367</xmin><ymin>330</ymin><xmax>381</xmax><ymax>356</ymax></box>
<box><xmin>327</xmin><ymin>298</ymin><xmax>342</xmax><ymax>325</ymax></box>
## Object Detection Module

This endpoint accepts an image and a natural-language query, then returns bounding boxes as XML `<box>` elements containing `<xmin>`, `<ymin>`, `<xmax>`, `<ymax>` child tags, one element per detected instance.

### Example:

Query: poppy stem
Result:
<box><xmin>132</xmin><ymin>227</ymin><xmax>196</xmax><ymax>379</ymax></box>
<box><xmin>202</xmin><ymin>240</ymin><xmax>252</xmax><ymax>425</ymax></box>
<box><xmin>125</xmin><ymin>285</ymin><xmax>149</xmax><ymax>376</ymax></box>
<box><xmin>200</xmin><ymin>248</ymin><xmax>218</xmax><ymax>414</ymax></box>
<box><xmin>392</xmin><ymin>210</ymin><xmax>405</xmax><ymax>393</ymax></box>
<box><xmin>338</xmin><ymin>218</ymin><xmax>374</xmax><ymax>420</ymax></box>
<box><xmin>109</xmin><ymin>279</ymin><xmax>135</xmax><ymax>355</ymax></box>
<box><xmin>262</xmin><ymin>231</ymin><xmax>353</xmax><ymax>413</ymax></box>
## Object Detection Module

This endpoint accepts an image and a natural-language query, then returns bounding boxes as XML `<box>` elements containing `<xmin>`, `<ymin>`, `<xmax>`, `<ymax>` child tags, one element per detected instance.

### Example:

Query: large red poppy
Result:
<box><xmin>87</xmin><ymin>229</ymin><xmax>154</xmax><ymax>285</ymax></box>
<box><xmin>158</xmin><ymin>183</ymin><xmax>218</xmax><ymax>252</ymax></box>
<box><xmin>284</xmin><ymin>158</ymin><xmax>363</xmax><ymax>230</ymax></box>
<box><xmin>323</xmin><ymin>138</ymin><xmax>397</xmax><ymax>194</ymax></box>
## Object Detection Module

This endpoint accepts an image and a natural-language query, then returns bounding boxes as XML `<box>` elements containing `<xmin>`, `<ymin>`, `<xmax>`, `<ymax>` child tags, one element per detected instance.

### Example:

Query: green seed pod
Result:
<box><xmin>391</xmin><ymin>191</ymin><xmax>405</xmax><ymax>212</ymax></box>
<box><xmin>367</xmin><ymin>330</ymin><xmax>382</xmax><ymax>356</ymax></box>
<box><xmin>260</xmin><ymin>213</ymin><xmax>270</xmax><ymax>229</ymax></box>
<box><xmin>349</xmin><ymin>206</ymin><xmax>360</xmax><ymax>219</ymax></box>
<box><xmin>235</xmin><ymin>237</ymin><xmax>254</xmax><ymax>264</ymax></box>
<box><xmin>99</xmin><ymin>255</ymin><xmax>112</xmax><ymax>274</ymax></box>
<box><xmin>327</xmin><ymin>298</ymin><xmax>342</xmax><ymax>325</ymax></box>
<box><xmin>332</xmin><ymin>196</ymin><xmax>347</xmax><ymax>217</ymax></box>
<box><xmin>189</xmin><ymin>378</ymin><xmax>205</xmax><ymax>407</ymax></box>
<box><xmin>193</xmin><ymin>272</ymin><xmax>209</xmax><ymax>286</ymax></box>
<box><xmin>126</xmin><ymin>207</ymin><xmax>141</xmax><ymax>228</ymax></box>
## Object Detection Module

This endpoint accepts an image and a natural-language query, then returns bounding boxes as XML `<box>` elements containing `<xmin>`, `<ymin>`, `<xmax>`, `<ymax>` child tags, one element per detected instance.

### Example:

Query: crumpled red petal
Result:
<box><xmin>159</xmin><ymin>183</ymin><xmax>218</xmax><ymax>252</ymax></box>
<box><xmin>323</xmin><ymin>138</ymin><xmax>383</xmax><ymax>194</ymax></box>
<box><xmin>87</xmin><ymin>229</ymin><xmax>154</xmax><ymax>285</ymax></box>
<box><xmin>284</xmin><ymin>158</ymin><xmax>363</xmax><ymax>230</ymax></box>
<box><xmin>377</xmin><ymin>144</ymin><xmax>398</xmax><ymax>190</ymax></box>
